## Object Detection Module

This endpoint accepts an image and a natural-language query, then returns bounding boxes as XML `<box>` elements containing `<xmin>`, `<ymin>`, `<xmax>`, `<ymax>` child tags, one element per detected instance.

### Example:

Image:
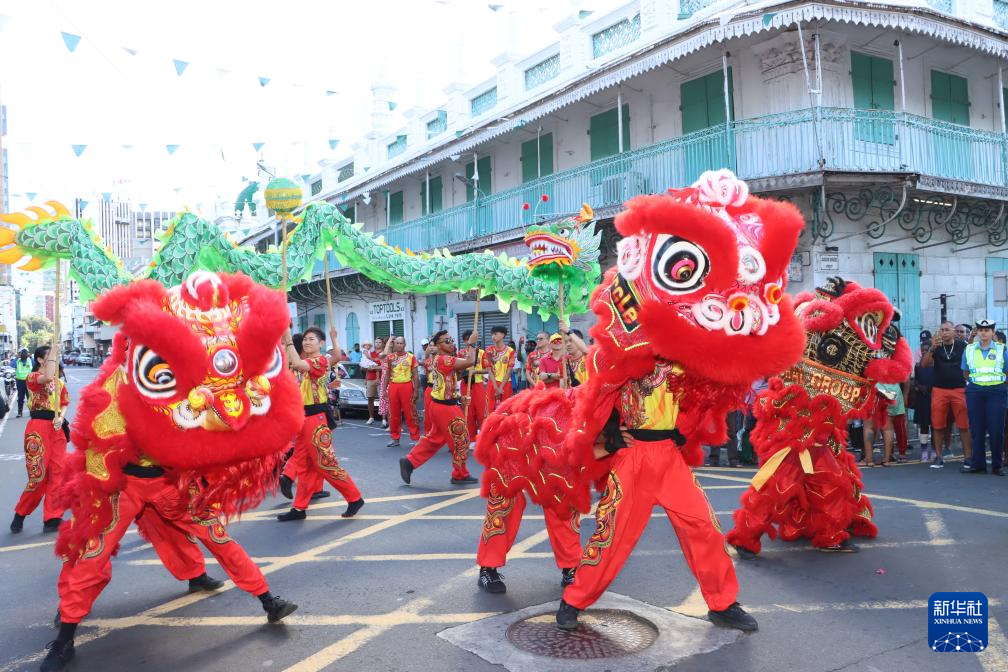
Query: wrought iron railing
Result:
<box><xmin>311</xmin><ymin>107</ymin><xmax>1008</xmax><ymax>276</ymax></box>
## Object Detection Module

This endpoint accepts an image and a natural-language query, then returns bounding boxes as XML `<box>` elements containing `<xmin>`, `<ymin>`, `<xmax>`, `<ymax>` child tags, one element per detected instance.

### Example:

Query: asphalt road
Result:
<box><xmin>0</xmin><ymin>367</ymin><xmax>1005</xmax><ymax>671</ymax></box>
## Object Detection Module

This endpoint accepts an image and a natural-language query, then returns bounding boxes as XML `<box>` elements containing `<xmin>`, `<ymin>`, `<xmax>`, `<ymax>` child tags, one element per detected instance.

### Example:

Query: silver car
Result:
<box><xmin>335</xmin><ymin>362</ymin><xmax>369</xmax><ymax>414</ymax></box>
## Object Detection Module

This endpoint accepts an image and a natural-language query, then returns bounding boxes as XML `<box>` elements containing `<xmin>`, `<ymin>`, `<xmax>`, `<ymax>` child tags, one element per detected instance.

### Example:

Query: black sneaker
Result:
<box><xmin>960</xmin><ymin>464</ymin><xmax>986</xmax><ymax>474</ymax></box>
<box><xmin>399</xmin><ymin>458</ymin><xmax>413</xmax><ymax>484</ymax></box>
<box><xmin>342</xmin><ymin>499</ymin><xmax>365</xmax><ymax>518</ymax></box>
<box><xmin>262</xmin><ymin>596</ymin><xmax>298</xmax><ymax>623</ymax></box>
<box><xmin>560</xmin><ymin>567</ymin><xmax>576</xmax><ymax>587</ymax></box>
<box><xmin>387</xmin><ymin>439</ymin><xmax>400</xmax><ymax>448</ymax></box>
<box><xmin>555</xmin><ymin>599</ymin><xmax>580</xmax><ymax>630</ymax></box>
<box><xmin>733</xmin><ymin>545</ymin><xmax>757</xmax><ymax>560</ymax></box>
<box><xmin>40</xmin><ymin>639</ymin><xmax>75</xmax><ymax>672</ymax></box>
<box><xmin>276</xmin><ymin>508</ymin><xmax>306</xmax><ymax>522</ymax></box>
<box><xmin>450</xmin><ymin>475</ymin><xmax>477</xmax><ymax>484</ymax></box>
<box><xmin>42</xmin><ymin>518</ymin><xmax>62</xmax><ymax>534</ymax></box>
<box><xmin>477</xmin><ymin>567</ymin><xmax>506</xmax><ymax>594</ymax></box>
<box><xmin>10</xmin><ymin>513</ymin><xmax>25</xmax><ymax>533</ymax></box>
<box><xmin>930</xmin><ymin>456</ymin><xmax>945</xmax><ymax>469</ymax></box>
<box><xmin>188</xmin><ymin>573</ymin><xmax>225</xmax><ymax>592</ymax></box>
<box><xmin>310</xmin><ymin>490</ymin><xmax>331</xmax><ymax>501</ymax></box>
<box><xmin>278</xmin><ymin>475</ymin><xmax>294</xmax><ymax>499</ymax></box>
<box><xmin>816</xmin><ymin>538</ymin><xmax>860</xmax><ymax>553</ymax></box>
<box><xmin>708</xmin><ymin>602</ymin><xmax>758</xmax><ymax>631</ymax></box>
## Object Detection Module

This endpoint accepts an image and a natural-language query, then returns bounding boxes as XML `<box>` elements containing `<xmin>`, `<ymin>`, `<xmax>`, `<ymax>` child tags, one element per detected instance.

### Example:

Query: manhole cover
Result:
<box><xmin>505</xmin><ymin>609</ymin><xmax>659</xmax><ymax>659</ymax></box>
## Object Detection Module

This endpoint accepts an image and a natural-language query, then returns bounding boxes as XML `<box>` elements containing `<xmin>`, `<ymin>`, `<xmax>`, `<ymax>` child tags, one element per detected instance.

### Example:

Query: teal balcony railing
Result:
<box><xmin>314</xmin><ymin>107</ymin><xmax>1007</xmax><ymax>272</ymax></box>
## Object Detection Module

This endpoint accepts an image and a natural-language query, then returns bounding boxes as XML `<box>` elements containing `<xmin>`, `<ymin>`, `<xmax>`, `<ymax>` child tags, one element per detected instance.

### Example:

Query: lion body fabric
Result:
<box><xmin>56</xmin><ymin>272</ymin><xmax>302</xmax><ymax>562</ymax></box>
<box><xmin>727</xmin><ymin>277</ymin><xmax>914</xmax><ymax>553</ymax></box>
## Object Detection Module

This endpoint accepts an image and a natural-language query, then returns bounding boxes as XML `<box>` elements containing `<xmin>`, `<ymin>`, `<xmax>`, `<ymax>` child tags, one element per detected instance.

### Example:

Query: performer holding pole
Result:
<box><xmin>10</xmin><ymin>261</ymin><xmax>68</xmax><ymax>534</ymax></box>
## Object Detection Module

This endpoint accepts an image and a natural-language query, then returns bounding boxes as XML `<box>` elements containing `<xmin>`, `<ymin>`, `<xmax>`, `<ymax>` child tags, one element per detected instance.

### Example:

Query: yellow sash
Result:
<box><xmin>750</xmin><ymin>447</ymin><xmax>814</xmax><ymax>491</ymax></box>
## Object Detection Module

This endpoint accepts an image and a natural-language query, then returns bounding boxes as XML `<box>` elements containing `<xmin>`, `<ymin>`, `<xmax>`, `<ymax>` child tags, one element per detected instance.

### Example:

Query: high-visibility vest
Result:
<box><xmin>965</xmin><ymin>342</ymin><xmax>1007</xmax><ymax>386</ymax></box>
<box><xmin>15</xmin><ymin>359</ymin><xmax>31</xmax><ymax>380</ymax></box>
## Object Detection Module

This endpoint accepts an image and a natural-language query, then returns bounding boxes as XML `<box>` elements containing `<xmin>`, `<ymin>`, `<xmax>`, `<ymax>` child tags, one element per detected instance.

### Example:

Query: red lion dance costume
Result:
<box><xmin>476</xmin><ymin>170</ymin><xmax>806</xmax><ymax>631</ymax></box>
<box><xmin>727</xmin><ymin>276</ymin><xmax>912</xmax><ymax>555</ymax></box>
<box><xmin>42</xmin><ymin>272</ymin><xmax>304</xmax><ymax>672</ymax></box>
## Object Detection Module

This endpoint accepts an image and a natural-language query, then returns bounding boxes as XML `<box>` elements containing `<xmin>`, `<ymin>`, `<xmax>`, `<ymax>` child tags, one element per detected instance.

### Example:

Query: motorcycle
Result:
<box><xmin>2</xmin><ymin>366</ymin><xmax>14</xmax><ymax>398</ymax></box>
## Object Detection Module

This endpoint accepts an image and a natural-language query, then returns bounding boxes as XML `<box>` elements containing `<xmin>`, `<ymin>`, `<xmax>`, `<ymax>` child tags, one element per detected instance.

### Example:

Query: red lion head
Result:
<box><xmin>589</xmin><ymin>169</ymin><xmax>807</xmax><ymax>385</ymax></box>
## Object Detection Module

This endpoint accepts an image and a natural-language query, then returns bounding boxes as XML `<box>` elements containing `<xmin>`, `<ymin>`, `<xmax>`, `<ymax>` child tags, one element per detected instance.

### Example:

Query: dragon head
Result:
<box><xmin>523</xmin><ymin>203</ymin><xmax>601</xmax><ymax>275</ymax></box>
<box><xmin>84</xmin><ymin>271</ymin><xmax>302</xmax><ymax>470</ymax></box>
<box><xmin>787</xmin><ymin>277</ymin><xmax>913</xmax><ymax>415</ymax></box>
<box><xmin>589</xmin><ymin>170</ymin><xmax>807</xmax><ymax>385</ymax></box>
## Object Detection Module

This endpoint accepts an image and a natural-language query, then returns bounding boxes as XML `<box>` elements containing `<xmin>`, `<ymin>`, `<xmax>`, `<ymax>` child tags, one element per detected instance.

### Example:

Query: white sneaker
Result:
<box><xmin>366</xmin><ymin>418</ymin><xmax>375</xmax><ymax>426</ymax></box>
<box><xmin>382</xmin><ymin>420</ymin><xmax>388</xmax><ymax>428</ymax></box>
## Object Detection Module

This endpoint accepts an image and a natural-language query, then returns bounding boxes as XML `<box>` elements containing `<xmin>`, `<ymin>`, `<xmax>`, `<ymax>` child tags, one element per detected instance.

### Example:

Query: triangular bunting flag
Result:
<box><xmin>60</xmin><ymin>31</ymin><xmax>81</xmax><ymax>52</ymax></box>
<box><xmin>71</xmin><ymin>144</ymin><xmax>87</xmax><ymax>157</ymax></box>
<box><xmin>101</xmin><ymin>192</ymin><xmax>112</xmax><ymax>202</ymax></box>
<box><xmin>173</xmin><ymin>59</ymin><xmax>189</xmax><ymax>76</ymax></box>
<box><xmin>252</xmin><ymin>142</ymin><xmax>265</xmax><ymax>152</ymax></box>
<box><xmin>258</xmin><ymin>77</ymin><xmax>270</xmax><ymax>87</ymax></box>
<box><xmin>488</xmin><ymin>4</ymin><xmax>503</xmax><ymax>11</ymax></box>
<box><xmin>325</xmin><ymin>90</ymin><xmax>338</xmax><ymax>96</ymax></box>
<box><xmin>78</xmin><ymin>200</ymin><xmax>89</xmax><ymax>211</ymax></box>
<box><xmin>301</xmin><ymin>174</ymin><xmax>311</xmax><ymax>183</ymax></box>
<box><xmin>166</xmin><ymin>144</ymin><xmax>179</xmax><ymax>155</ymax></box>
<box><xmin>26</xmin><ymin>192</ymin><xmax>37</xmax><ymax>202</ymax></box>
<box><xmin>122</xmin><ymin>46</ymin><xmax>138</xmax><ymax>56</ymax></box>
<box><xmin>762</xmin><ymin>12</ymin><xmax>777</xmax><ymax>26</ymax></box>
<box><xmin>173</xmin><ymin>187</ymin><xmax>182</xmax><ymax>194</ymax></box>
<box><xmin>388</xmin><ymin>101</ymin><xmax>397</xmax><ymax>111</ymax></box>
<box><xmin>328</xmin><ymin>139</ymin><xmax>339</xmax><ymax>150</ymax></box>
<box><xmin>139</xmin><ymin>203</ymin><xmax>148</xmax><ymax>212</ymax></box>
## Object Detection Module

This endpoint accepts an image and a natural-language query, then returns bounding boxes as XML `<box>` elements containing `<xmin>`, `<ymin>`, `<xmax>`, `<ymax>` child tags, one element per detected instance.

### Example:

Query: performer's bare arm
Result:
<box><xmin>452</xmin><ymin>332</ymin><xmax>479</xmax><ymax>371</ymax></box>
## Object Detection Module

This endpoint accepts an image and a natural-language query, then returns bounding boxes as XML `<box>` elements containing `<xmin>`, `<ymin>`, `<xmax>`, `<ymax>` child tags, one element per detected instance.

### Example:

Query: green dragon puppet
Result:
<box><xmin>0</xmin><ymin>201</ymin><xmax>601</xmax><ymax>316</ymax></box>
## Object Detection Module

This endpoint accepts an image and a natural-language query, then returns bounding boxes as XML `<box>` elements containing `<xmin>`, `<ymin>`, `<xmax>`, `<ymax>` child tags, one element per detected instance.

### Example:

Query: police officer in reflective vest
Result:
<box><xmin>13</xmin><ymin>349</ymin><xmax>31</xmax><ymax>417</ymax></box>
<box><xmin>960</xmin><ymin>319</ymin><xmax>1008</xmax><ymax>476</ymax></box>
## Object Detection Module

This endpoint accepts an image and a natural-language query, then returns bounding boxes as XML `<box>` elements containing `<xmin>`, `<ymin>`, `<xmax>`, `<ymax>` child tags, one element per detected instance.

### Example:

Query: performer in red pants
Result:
<box><xmin>383</xmin><ymin>336</ymin><xmax>420</xmax><ymax>448</ymax></box>
<box><xmin>56</xmin><ymin>470</ymin><xmax>294</xmax><ymax>630</ymax></box>
<box><xmin>9</xmin><ymin>345</ymin><xmax>68</xmax><ymax>534</ymax></box>
<box><xmin>135</xmin><ymin>510</ymin><xmax>227</xmax><ymax>592</ymax></box>
<box><xmin>458</xmin><ymin>329</ymin><xmax>491</xmax><ymax>440</ymax></box>
<box><xmin>477</xmin><ymin>485</ymin><xmax>582</xmax><ymax>592</ymax></box>
<box><xmin>487</xmin><ymin>325</ymin><xmax>516</xmax><ymax>407</ymax></box>
<box><xmin>421</xmin><ymin>341</ymin><xmax>436</xmax><ymax>436</ymax></box>
<box><xmin>277</xmin><ymin>326</ymin><xmax>364</xmax><ymax>521</ymax></box>
<box><xmin>400</xmin><ymin>329</ymin><xmax>478</xmax><ymax>485</ymax></box>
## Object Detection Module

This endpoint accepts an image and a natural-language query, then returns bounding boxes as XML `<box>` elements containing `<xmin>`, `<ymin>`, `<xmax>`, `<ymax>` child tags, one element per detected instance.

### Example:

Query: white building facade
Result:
<box><xmin>276</xmin><ymin>0</ymin><xmax>1008</xmax><ymax>354</ymax></box>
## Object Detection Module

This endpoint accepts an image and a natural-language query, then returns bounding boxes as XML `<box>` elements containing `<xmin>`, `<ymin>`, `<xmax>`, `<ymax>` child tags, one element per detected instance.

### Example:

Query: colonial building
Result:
<box><xmin>284</xmin><ymin>0</ymin><xmax>1008</xmax><ymax>353</ymax></box>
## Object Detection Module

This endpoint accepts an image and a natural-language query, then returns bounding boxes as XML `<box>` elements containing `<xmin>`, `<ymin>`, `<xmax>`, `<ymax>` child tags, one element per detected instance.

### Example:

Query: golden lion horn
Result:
<box><xmin>579</xmin><ymin>203</ymin><xmax>594</xmax><ymax>221</ymax></box>
<box><xmin>0</xmin><ymin>200</ymin><xmax>71</xmax><ymax>271</ymax></box>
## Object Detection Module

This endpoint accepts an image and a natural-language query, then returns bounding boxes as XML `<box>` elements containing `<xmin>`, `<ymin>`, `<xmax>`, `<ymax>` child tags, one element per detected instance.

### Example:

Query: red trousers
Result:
<box><xmin>489</xmin><ymin>380</ymin><xmax>513</xmax><ymax>410</ymax></box>
<box><xmin>462</xmin><ymin>381</ymin><xmax>490</xmax><ymax>439</ymax></box>
<box><xmin>564</xmin><ymin>439</ymin><xmax>738</xmax><ymax>612</ymax></box>
<box><xmin>57</xmin><ymin>475</ymin><xmax>269</xmax><ymax>624</ymax></box>
<box><xmin>423</xmin><ymin>388</ymin><xmax>433</xmax><ymax>435</ymax></box>
<box><xmin>388</xmin><ymin>381</ymin><xmax>420</xmax><ymax>441</ymax></box>
<box><xmin>477</xmin><ymin>486</ymin><xmax>582</xmax><ymax>569</ymax></box>
<box><xmin>287</xmin><ymin>412</ymin><xmax>362</xmax><ymax>510</ymax></box>
<box><xmin>892</xmin><ymin>413</ymin><xmax>908</xmax><ymax>456</ymax></box>
<box><xmin>15</xmin><ymin>419</ymin><xmax>67</xmax><ymax>521</ymax></box>
<box><xmin>405</xmin><ymin>401</ymin><xmax>471</xmax><ymax>480</ymax></box>
<box><xmin>136</xmin><ymin>510</ymin><xmax>211</xmax><ymax>581</ymax></box>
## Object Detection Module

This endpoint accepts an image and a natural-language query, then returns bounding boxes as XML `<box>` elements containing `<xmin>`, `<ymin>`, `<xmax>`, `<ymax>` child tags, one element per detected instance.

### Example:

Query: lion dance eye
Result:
<box><xmin>651</xmin><ymin>235</ymin><xmax>710</xmax><ymax>294</ymax></box>
<box><xmin>132</xmin><ymin>346</ymin><xmax>176</xmax><ymax>399</ymax></box>
<box><xmin>264</xmin><ymin>346</ymin><xmax>284</xmax><ymax>378</ymax></box>
<box><xmin>764</xmin><ymin>283</ymin><xmax>783</xmax><ymax>305</ymax></box>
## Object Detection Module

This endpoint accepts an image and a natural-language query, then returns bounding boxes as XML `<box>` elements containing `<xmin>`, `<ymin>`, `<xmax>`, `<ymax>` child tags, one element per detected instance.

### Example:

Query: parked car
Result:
<box><xmin>335</xmin><ymin>362</ymin><xmax>368</xmax><ymax>415</ymax></box>
<box><xmin>76</xmin><ymin>352</ymin><xmax>94</xmax><ymax>366</ymax></box>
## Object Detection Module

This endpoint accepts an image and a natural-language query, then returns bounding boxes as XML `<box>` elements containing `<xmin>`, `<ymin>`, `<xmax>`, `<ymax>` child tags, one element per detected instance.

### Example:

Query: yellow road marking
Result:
<box><xmin>240</xmin><ymin>488</ymin><xmax>478</xmax><ymax>520</ymax></box>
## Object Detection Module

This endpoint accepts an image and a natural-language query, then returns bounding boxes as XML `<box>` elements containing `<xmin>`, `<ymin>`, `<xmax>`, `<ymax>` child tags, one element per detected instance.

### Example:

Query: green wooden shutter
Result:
<box><xmin>680</xmin><ymin>76</ymin><xmax>708</xmax><ymax>134</ymax></box>
<box><xmin>465</xmin><ymin>156</ymin><xmax>492</xmax><ymax>201</ymax></box>
<box><xmin>521</xmin><ymin>133</ymin><xmax>554</xmax><ymax>182</ymax></box>
<box><xmin>704</xmin><ymin>68</ymin><xmax>733</xmax><ymax>125</ymax></box>
<box><xmin>388</xmin><ymin>190</ymin><xmax>404</xmax><ymax>226</ymax></box>
<box><xmin>420</xmin><ymin>176</ymin><xmax>443</xmax><ymax>215</ymax></box>
<box><xmin>871</xmin><ymin>57</ymin><xmax>895</xmax><ymax>111</ymax></box>
<box><xmin>851</xmin><ymin>52</ymin><xmax>874</xmax><ymax>110</ymax></box>
<box><xmin>589</xmin><ymin>105</ymin><xmax>630</xmax><ymax>161</ymax></box>
<box><xmin>948</xmin><ymin>73</ymin><xmax>969</xmax><ymax>125</ymax></box>
<box><xmin>931</xmin><ymin>70</ymin><xmax>952</xmax><ymax>122</ymax></box>
<box><xmin>314</xmin><ymin>314</ymin><xmax>326</xmax><ymax>329</ymax></box>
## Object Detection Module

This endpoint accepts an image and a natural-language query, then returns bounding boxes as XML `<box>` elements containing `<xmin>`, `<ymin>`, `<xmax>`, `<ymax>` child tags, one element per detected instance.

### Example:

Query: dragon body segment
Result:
<box><xmin>0</xmin><ymin>201</ymin><xmax>601</xmax><ymax>316</ymax></box>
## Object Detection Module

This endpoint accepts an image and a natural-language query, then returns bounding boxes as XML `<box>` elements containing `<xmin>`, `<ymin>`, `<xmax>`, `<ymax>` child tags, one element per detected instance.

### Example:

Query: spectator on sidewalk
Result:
<box><xmin>912</xmin><ymin>330</ymin><xmax>935</xmax><ymax>463</ymax></box>
<box><xmin>920</xmin><ymin>321</ymin><xmax>971</xmax><ymax>469</ymax></box>
<box><xmin>959</xmin><ymin>320</ymin><xmax>1007</xmax><ymax>476</ymax></box>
